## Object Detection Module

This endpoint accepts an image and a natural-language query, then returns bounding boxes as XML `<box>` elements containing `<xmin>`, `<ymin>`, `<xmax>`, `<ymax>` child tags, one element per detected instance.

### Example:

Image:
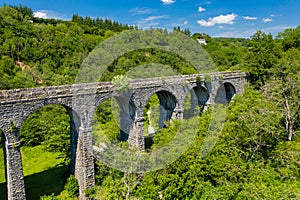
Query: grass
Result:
<box><xmin>25</xmin><ymin>165</ymin><xmax>68</xmax><ymax>199</ymax></box>
<box><xmin>21</xmin><ymin>145</ymin><xmax>65</xmax><ymax>176</ymax></box>
<box><xmin>0</xmin><ymin>147</ymin><xmax>6</xmax><ymax>199</ymax></box>
<box><xmin>0</xmin><ymin>148</ymin><xmax>5</xmax><ymax>183</ymax></box>
<box><xmin>0</xmin><ymin>145</ymin><xmax>69</xmax><ymax>200</ymax></box>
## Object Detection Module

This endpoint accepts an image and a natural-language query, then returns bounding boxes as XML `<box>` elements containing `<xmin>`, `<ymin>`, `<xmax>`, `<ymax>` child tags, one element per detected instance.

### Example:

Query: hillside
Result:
<box><xmin>0</xmin><ymin>4</ymin><xmax>300</xmax><ymax>200</ymax></box>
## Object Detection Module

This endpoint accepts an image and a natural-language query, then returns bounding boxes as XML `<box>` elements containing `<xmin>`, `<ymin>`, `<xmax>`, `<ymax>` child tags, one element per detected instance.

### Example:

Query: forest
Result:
<box><xmin>0</xmin><ymin>4</ymin><xmax>300</xmax><ymax>199</ymax></box>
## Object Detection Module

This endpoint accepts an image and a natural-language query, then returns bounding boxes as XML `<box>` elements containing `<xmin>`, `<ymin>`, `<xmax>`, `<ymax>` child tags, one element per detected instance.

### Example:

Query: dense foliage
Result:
<box><xmin>0</xmin><ymin>4</ymin><xmax>300</xmax><ymax>200</ymax></box>
<box><xmin>85</xmin><ymin>23</ymin><xmax>300</xmax><ymax>199</ymax></box>
<box><xmin>0</xmin><ymin>5</ymin><xmax>134</xmax><ymax>89</ymax></box>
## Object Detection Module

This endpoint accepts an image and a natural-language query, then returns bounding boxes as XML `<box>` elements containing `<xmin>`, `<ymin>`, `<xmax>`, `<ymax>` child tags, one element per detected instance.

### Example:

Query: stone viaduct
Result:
<box><xmin>0</xmin><ymin>71</ymin><xmax>247</xmax><ymax>199</ymax></box>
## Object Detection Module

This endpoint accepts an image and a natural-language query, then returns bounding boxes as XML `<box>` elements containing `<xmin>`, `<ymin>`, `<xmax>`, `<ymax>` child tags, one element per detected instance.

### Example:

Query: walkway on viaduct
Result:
<box><xmin>0</xmin><ymin>71</ymin><xmax>247</xmax><ymax>199</ymax></box>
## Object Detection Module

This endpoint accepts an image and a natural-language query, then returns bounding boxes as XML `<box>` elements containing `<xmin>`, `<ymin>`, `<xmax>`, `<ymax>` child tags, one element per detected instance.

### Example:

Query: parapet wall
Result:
<box><xmin>0</xmin><ymin>71</ymin><xmax>247</xmax><ymax>103</ymax></box>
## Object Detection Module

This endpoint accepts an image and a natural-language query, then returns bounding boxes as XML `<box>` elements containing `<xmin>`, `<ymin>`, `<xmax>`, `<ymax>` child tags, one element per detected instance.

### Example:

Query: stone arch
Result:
<box><xmin>93</xmin><ymin>93</ymin><xmax>136</xmax><ymax>142</ymax></box>
<box><xmin>0</xmin><ymin>122</ymin><xmax>12</xmax><ymax>136</ymax></box>
<box><xmin>143</xmin><ymin>90</ymin><xmax>178</xmax><ymax>148</ymax></box>
<box><xmin>142</xmin><ymin>88</ymin><xmax>179</xmax><ymax>110</ymax></box>
<box><xmin>184</xmin><ymin>83</ymin><xmax>210</xmax><ymax>118</ymax></box>
<box><xmin>215</xmin><ymin>82</ymin><xmax>236</xmax><ymax>104</ymax></box>
<box><xmin>94</xmin><ymin>91</ymin><xmax>136</xmax><ymax>115</ymax></box>
<box><xmin>144</xmin><ymin>90</ymin><xmax>178</xmax><ymax>130</ymax></box>
<box><xmin>19</xmin><ymin>102</ymin><xmax>82</xmax><ymax>172</ymax></box>
<box><xmin>18</xmin><ymin>103</ymin><xmax>82</xmax><ymax>198</ymax></box>
<box><xmin>19</xmin><ymin>100</ymin><xmax>80</xmax><ymax>129</ymax></box>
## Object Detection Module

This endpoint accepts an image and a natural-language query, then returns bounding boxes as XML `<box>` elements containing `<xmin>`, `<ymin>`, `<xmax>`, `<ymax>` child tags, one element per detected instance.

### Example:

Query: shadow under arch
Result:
<box><xmin>115</xmin><ymin>96</ymin><xmax>136</xmax><ymax>141</ymax></box>
<box><xmin>156</xmin><ymin>90</ymin><xmax>178</xmax><ymax>129</ymax></box>
<box><xmin>144</xmin><ymin>90</ymin><xmax>178</xmax><ymax>148</ymax></box>
<box><xmin>215</xmin><ymin>82</ymin><xmax>236</xmax><ymax>104</ymax></box>
<box><xmin>19</xmin><ymin>103</ymin><xmax>81</xmax><ymax>199</ymax></box>
<box><xmin>184</xmin><ymin>82</ymin><xmax>210</xmax><ymax>119</ymax></box>
<box><xmin>92</xmin><ymin>94</ymin><xmax>136</xmax><ymax>145</ymax></box>
<box><xmin>146</xmin><ymin>90</ymin><xmax>178</xmax><ymax>129</ymax></box>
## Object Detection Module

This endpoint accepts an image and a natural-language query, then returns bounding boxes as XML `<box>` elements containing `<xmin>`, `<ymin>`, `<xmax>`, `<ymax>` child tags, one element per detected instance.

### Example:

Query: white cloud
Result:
<box><xmin>33</xmin><ymin>11</ymin><xmax>48</xmax><ymax>19</ymax></box>
<box><xmin>262</xmin><ymin>25</ymin><xmax>294</xmax><ymax>32</ymax></box>
<box><xmin>243</xmin><ymin>16</ymin><xmax>257</xmax><ymax>21</ymax></box>
<box><xmin>137</xmin><ymin>15</ymin><xmax>168</xmax><ymax>28</ymax></box>
<box><xmin>263</xmin><ymin>18</ymin><xmax>272</xmax><ymax>23</ymax></box>
<box><xmin>33</xmin><ymin>10</ymin><xmax>65</xmax><ymax>19</ymax></box>
<box><xmin>148</xmin><ymin>22</ymin><xmax>160</xmax><ymax>27</ymax></box>
<box><xmin>144</xmin><ymin>15</ymin><xmax>167</xmax><ymax>22</ymax></box>
<box><xmin>203</xmin><ymin>1</ymin><xmax>212</xmax><ymax>4</ymax></box>
<box><xmin>218</xmin><ymin>26</ymin><xmax>224</xmax><ymax>29</ymax></box>
<box><xmin>169</xmin><ymin>19</ymin><xmax>188</xmax><ymax>27</ymax></box>
<box><xmin>213</xmin><ymin>24</ymin><xmax>294</xmax><ymax>38</ymax></box>
<box><xmin>161</xmin><ymin>0</ymin><xmax>175</xmax><ymax>5</ymax></box>
<box><xmin>198</xmin><ymin>6</ymin><xmax>206</xmax><ymax>12</ymax></box>
<box><xmin>197</xmin><ymin>13</ymin><xmax>238</xmax><ymax>27</ymax></box>
<box><xmin>213</xmin><ymin>31</ymin><xmax>244</xmax><ymax>38</ymax></box>
<box><xmin>129</xmin><ymin>7</ymin><xmax>154</xmax><ymax>15</ymax></box>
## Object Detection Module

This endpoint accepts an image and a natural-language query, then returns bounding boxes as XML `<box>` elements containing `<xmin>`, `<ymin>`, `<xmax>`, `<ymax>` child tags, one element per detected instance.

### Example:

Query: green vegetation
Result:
<box><xmin>144</xmin><ymin>94</ymin><xmax>160</xmax><ymax>136</ymax></box>
<box><xmin>92</xmin><ymin>98</ymin><xmax>122</xmax><ymax>145</ymax></box>
<box><xmin>112</xmin><ymin>75</ymin><xmax>130</xmax><ymax>92</ymax></box>
<box><xmin>0</xmin><ymin>129</ymin><xmax>5</xmax><ymax>198</ymax></box>
<box><xmin>22</xmin><ymin>146</ymin><xmax>69</xmax><ymax>200</ymax></box>
<box><xmin>64</xmin><ymin>175</ymin><xmax>79</xmax><ymax>198</ymax></box>
<box><xmin>0</xmin><ymin>5</ymin><xmax>133</xmax><ymax>89</ymax></box>
<box><xmin>0</xmin><ymin>4</ymin><xmax>300</xmax><ymax>200</ymax></box>
<box><xmin>20</xmin><ymin>105</ymin><xmax>71</xmax><ymax>161</ymax></box>
<box><xmin>0</xmin><ymin>145</ymin><xmax>68</xmax><ymax>200</ymax></box>
<box><xmin>87</xmin><ymin>87</ymin><xmax>300</xmax><ymax>199</ymax></box>
<box><xmin>86</xmin><ymin>24</ymin><xmax>300</xmax><ymax>199</ymax></box>
<box><xmin>101</xmin><ymin>48</ymin><xmax>198</xmax><ymax>81</ymax></box>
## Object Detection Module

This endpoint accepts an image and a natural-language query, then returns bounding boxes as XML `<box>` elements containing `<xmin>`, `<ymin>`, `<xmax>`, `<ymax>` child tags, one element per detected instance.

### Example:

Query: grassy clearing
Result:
<box><xmin>0</xmin><ymin>147</ymin><xmax>6</xmax><ymax>200</ymax></box>
<box><xmin>0</xmin><ymin>145</ymin><xmax>69</xmax><ymax>200</ymax></box>
<box><xmin>0</xmin><ymin>148</ymin><xmax>5</xmax><ymax>183</ymax></box>
<box><xmin>21</xmin><ymin>145</ymin><xmax>65</xmax><ymax>176</ymax></box>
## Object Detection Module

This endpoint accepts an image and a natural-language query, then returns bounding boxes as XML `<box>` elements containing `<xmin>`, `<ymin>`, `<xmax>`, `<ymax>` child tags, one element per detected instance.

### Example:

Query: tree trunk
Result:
<box><xmin>123</xmin><ymin>174</ymin><xmax>131</xmax><ymax>200</ymax></box>
<box><xmin>283</xmin><ymin>94</ymin><xmax>293</xmax><ymax>141</ymax></box>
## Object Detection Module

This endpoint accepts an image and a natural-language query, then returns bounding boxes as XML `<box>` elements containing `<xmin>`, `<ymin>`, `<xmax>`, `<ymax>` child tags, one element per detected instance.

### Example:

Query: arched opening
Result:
<box><xmin>144</xmin><ymin>91</ymin><xmax>177</xmax><ymax>148</ymax></box>
<box><xmin>92</xmin><ymin>96</ymin><xmax>135</xmax><ymax>189</ymax></box>
<box><xmin>19</xmin><ymin>104</ymin><xmax>77</xmax><ymax>199</ymax></box>
<box><xmin>92</xmin><ymin>96</ymin><xmax>135</xmax><ymax>147</ymax></box>
<box><xmin>184</xmin><ymin>84</ymin><xmax>210</xmax><ymax>119</ymax></box>
<box><xmin>215</xmin><ymin>82</ymin><xmax>236</xmax><ymax>104</ymax></box>
<box><xmin>0</xmin><ymin>129</ymin><xmax>7</xmax><ymax>200</ymax></box>
<box><xmin>117</xmin><ymin>97</ymin><xmax>136</xmax><ymax>142</ymax></box>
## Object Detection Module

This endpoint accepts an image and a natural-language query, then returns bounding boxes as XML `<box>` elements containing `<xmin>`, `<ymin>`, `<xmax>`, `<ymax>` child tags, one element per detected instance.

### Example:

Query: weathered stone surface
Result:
<box><xmin>0</xmin><ymin>71</ymin><xmax>247</xmax><ymax>199</ymax></box>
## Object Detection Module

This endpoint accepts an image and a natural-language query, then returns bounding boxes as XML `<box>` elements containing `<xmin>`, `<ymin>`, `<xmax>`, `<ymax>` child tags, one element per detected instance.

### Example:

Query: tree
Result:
<box><xmin>263</xmin><ymin>48</ymin><xmax>300</xmax><ymax>141</ymax></box>
<box><xmin>9</xmin><ymin>4</ymin><xmax>33</xmax><ymax>20</ymax></box>
<box><xmin>71</xmin><ymin>14</ymin><xmax>83</xmax><ymax>24</ymax></box>
<box><xmin>277</xmin><ymin>26</ymin><xmax>300</xmax><ymax>51</ymax></box>
<box><xmin>192</xmin><ymin>32</ymin><xmax>212</xmax><ymax>43</ymax></box>
<box><xmin>244</xmin><ymin>30</ymin><xmax>281</xmax><ymax>86</ymax></box>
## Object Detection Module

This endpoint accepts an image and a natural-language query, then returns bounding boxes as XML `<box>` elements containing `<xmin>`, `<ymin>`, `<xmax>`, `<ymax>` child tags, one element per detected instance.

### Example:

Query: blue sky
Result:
<box><xmin>1</xmin><ymin>0</ymin><xmax>299</xmax><ymax>38</ymax></box>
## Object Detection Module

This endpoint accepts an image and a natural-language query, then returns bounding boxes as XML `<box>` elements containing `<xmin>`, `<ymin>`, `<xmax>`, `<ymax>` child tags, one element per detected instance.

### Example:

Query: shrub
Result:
<box><xmin>64</xmin><ymin>175</ymin><xmax>79</xmax><ymax>198</ymax></box>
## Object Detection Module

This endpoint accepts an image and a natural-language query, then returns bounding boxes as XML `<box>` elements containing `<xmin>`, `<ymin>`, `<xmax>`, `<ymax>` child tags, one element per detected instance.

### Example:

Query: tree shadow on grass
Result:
<box><xmin>24</xmin><ymin>165</ymin><xmax>69</xmax><ymax>200</ymax></box>
<box><xmin>0</xmin><ymin>181</ymin><xmax>7</xmax><ymax>200</ymax></box>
